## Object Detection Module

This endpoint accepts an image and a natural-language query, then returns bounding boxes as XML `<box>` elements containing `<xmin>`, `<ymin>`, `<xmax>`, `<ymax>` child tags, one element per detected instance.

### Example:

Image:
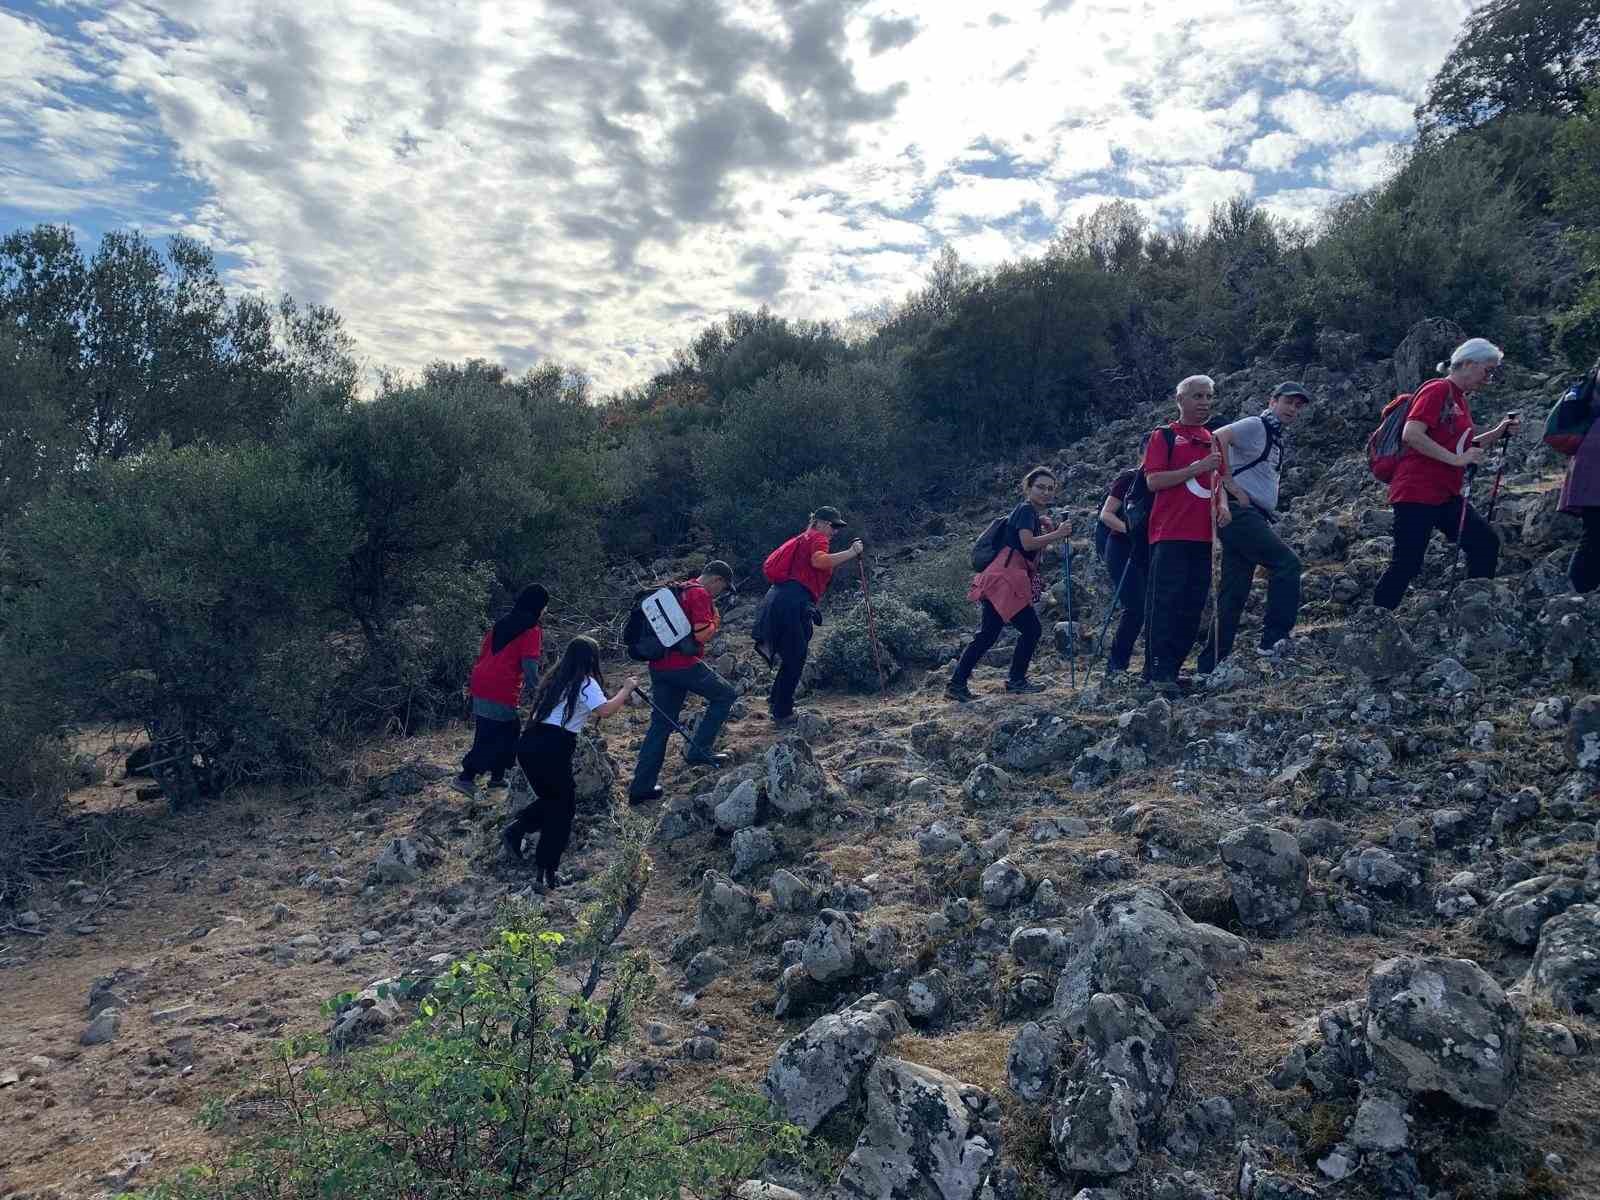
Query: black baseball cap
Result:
<box><xmin>702</xmin><ymin>559</ymin><xmax>736</xmax><ymax>593</ymax></box>
<box><xmin>812</xmin><ymin>505</ymin><xmax>848</xmax><ymax>528</ymax></box>
<box><xmin>1272</xmin><ymin>381</ymin><xmax>1312</xmax><ymax>401</ymax></box>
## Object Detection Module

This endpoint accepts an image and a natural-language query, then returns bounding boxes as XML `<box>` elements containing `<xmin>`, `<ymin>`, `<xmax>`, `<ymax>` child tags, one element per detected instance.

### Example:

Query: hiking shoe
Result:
<box><xmin>1005</xmin><ymin>679</ymin><xmax>1045</xmax><ymax>694</ymax></box>
<box><xmin>945</xmin><ymin>681</ymin><xmax>975</xmax><ymax>703</ymax></box>
<box><xmin>450</xmin><ymin>776</ymin><xmax>477</xmax><ymax>798</ymax></box>
<box><xmin>628</xmin><ymin>786</ymin><xmax>663</xmax><ymax>806</ymax></box>
<box><xmin>501</xmin><ymin>828</ymin><xmax>524</xmax><ymax>861</ymax></box>
<box><xmin>684</xmin><ymin>751</ymin><xmax>731</xmax><ymax>768</ymax></box>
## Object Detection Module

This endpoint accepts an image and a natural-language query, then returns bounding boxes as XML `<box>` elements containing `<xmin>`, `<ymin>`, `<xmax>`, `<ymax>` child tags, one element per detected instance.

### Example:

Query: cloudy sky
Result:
<box><xmin>1</xmin><ymin>0</ymin><xmax>1471</xmax><ymax>393</ymax></box>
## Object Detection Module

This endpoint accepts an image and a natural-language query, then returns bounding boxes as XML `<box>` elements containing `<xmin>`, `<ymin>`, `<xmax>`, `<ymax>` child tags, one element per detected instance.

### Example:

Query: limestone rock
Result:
<box><xmin>963</xmin><ymin>763</ymin><xmax>1011</xmax><ymax>807</ymax></box>
<box><xmin>572</xmin><ymin>732</ymin><xmax>616</xmax><ymax>805</ymax></box>
<box><xmin>732</xmin><ymin>826</ymin><xmax>778</xmax><ymax>876</ymax></box>
<box><xmin>1526</xmin><ymin>904</ymin><xmax>1600</xmax><ymax>1015</ymax></box>
<box><xmin>80</xmin><ymin>1009</ymin><xmax>120</xmax><ymax>1046</ymax></box>
<box><xmin>1483</xmin><ymin>875</ymin><xmax>1588</xmax><ymax>946</ymax></box>
<box><xmin>1568</xmin><ymin>696</ymin><xmax>1600</xmax><ymax>773</ymax></box>
<box><xmin>766</xmin><ymin>738</ymin><xmax>828</xmax><ymax>816</ymax></box>
<box><xmin>907</xmin><ymin>969</ymin><xmax>952</xmax><ymax>1024</ymax></box>
<box><xmin>1218</xmin><ymin>824</ymin><xmax>1307</xmax><ymax>932</ymax></box>
<box><xmin>763</xmin><ymin>995</ymin><xmax>907</xmax><ymax>1133</ymax></box>
<box><xmin>375</xmin><ymin>836</ymin><xmax>430</xmax><ymax>884</ymax></box>
<box><xmin>992</xmin><ymin>711</ymin><xmax>1093</xmax><ymax>772</ymax></box>
<box><xmin>802</xmin><ymin>909</ymin><xmax>861</xmax><ymax>985</ymax></box>
<box><xmin>769</xmin><ymin>868</ymin><xmax>817</xmax><ymax>913</ymax></box>
<box><xmin>1007</xmin><ymin>1020</ymin><xmax>1062</xmax><ymax>1103</ymax></box>
<box><xmin>1064</xmin><ymin>992</ymin><xmax>1177</xmax><ymax>1135</ymax></box>
<box><xmin>1366</xmin><ymin>956</ymin><xmax>1523</xmax><ymax>1111</ymax></box>
<box><xmin>698</xmin><ymin>870</ymin><xmax>759</xmax><ymax>945</ymax></box>
<box><xmin>831</xmin><ymin>1057</ymin><xmax>996</xmax><ymax>1200</ymax></box>
<box><xmin>980</xmin><ymin>858</ymin><xmax>1028</xmax><ymax>909</ymax></box>
<box><xmin>715</xmin><ymin>779</ymin><xmax>761</xmax><ymax>832</ymax></box>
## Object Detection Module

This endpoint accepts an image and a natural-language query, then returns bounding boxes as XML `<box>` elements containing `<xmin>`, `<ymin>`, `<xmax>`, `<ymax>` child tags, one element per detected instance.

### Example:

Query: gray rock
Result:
<box><xmin>993</xmin><ymin>712</ymin><xmax>1092</xmax><ymax>771</ymax></box>
<box><xmin>766</xmin><ymin>739</ymin><xmax>828</xmax><ymax>816</ymax></box>
<box><xmin>1530</xmin><ymin>696</ymin><xmax>1571</xmax><ymax>731</ymax></box>
<box><xmin>1366</xmin><ymin>955</ymin><xmax>1523</xmax><ymax>1110</ymax></box>
<box><xmin>732</xmin><ymin>827</ymin><xmax>778</xmax><ymax>876</ymax></box>
<box><xmin>1525</xmin><ymin>903</ymin><xmax>1600</xmax><ymax>1015</ymax></box>
<box><xmin>1350</xmin><ymin>1089</ymin><xmax>1408</xmax><ymax>1152</ymax></box>
<box><xmin>1338</xmin><ymin>845</ymin><xmax>1423</xmax><ymax>901</ymax></box>
<box><xmin>1052</xmin><ymin>1069</ymin><xmax>1140</xmax><ymax>1175</ymax></box>
<box><xmin>572</xmin><ymin>732</ymin><xmax>616</xmax><ymax>804</ymax></box>
<box><xmin>329</xmin><ymin>979</ymin><xmax>404</xmax><ymax>1049</ymax></box>
<box><xmin>1007</xmin><ymin>1021</ymin><xmax>1062</xmax><ymax>1102</ymax></box>
<box><xmin>917</xmin><ymin>821</ymin><xmax>967</xmax><ymax>858</ymax></box>
<box><xmin>1483</xmin><ymin>875</ymin><xmax>1588</xmax><ymax>946</ymax></box>
<box><xmin>763</xmin><ymin>994</ymin><xmax>907</xmax><ymax>1132</ymax></box>
<box><xmin>963</xmin><ymin>763</ymin><xmax>1011</xmax><ymax>807</ymax></box>
<box><xmin>735</xmin><ymin>1184</ymin><xmax>808</xmax><ymax>1200</ymax></box>
<box><xmin>1053</xmin><ymin>886</ymin><xmax>1248</xmax><ymax>1026</ymax></box>
<box><xmin>1218</xmin><ymin>824</ymin><xmax>1307</xmax><ymax>932</ymax></box>
<box><xmin>1164</xmin><ymin>1096</ymin><xmax>1235</xmax><ymax>1160</ymax></box>
<box><xmin>375</xmin><ymin>836</ymin><xmax>425</xmax><ymax>884</ymax></box>
<box><xmin>1010</xmin><ymin>925</ymin><xmax>1071</xmax><ymax>969</ymax></box>
<box><xmin>1333</xmin><ymin>606</ymin><xmax>1418</xmax><ymax>680</ymax></box>
<box><xmin>980</xmin><ymin>859</ymin><xmax>1029</xmax><ymax>909</ymax></box>
<box><xmin>1419</xmin><ymin>656</ymin><xmax>1478</xmax><ymax>695</ymax></box>
<box><xmin>1568</xmin><ymin>696</ymin><xmax>1600</xmax><ymax>772</ymax></box>
<box><xmin>861</xmin><ymin>923</ymin><xmax>900</xmax><ymax>973</ymax></box>
<box><xmin>698</xmin><ymin>870</ymin><xmax>759</xmax><ymax>945</ymax></box>
<box><xmin>715</xmin><ymin>780</ymin><xmax>761</xmax><ymax>832</ymax></box>
<box><xmin>907</xmin><ymin>969</ymin><xmax>952</xmax><ymax>1024</ymax></box>
<box><xmin>831</xmin><ymin>1057</ymin><xmax>996</xmax><ymax>1200</ymax></box>
<box><xmin>80</xmin><ymin>1009</ymin><xmax>121</xmax><ymax>1046</ymax></box>
<box><xmin>685</xmin><ymin>950</ymin><xmax>730</xmax><ymax>991</ymax></box>
<box><xmin>1064</xmin><ymin>992</ymin><xmax>1177</xmax><ymax>1136</ymax></box>
<box><xmin>769</xmin><ymin>868</ymin><xmax>817</xmax><ymax>913</ymax></box>
<box><xmin>803</xmin><ymin>909</ymin><xmax>861</xmax><ymax>984</ymax></box>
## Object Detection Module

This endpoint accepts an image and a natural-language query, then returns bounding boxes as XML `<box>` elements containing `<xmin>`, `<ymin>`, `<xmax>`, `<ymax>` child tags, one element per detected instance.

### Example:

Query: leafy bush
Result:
<box><xmin>5</xmin><ymin>443</ymin><xmax>352</xmax><ymax>806</ymax></box>
<box><xmin>896</xmin><ymin>544</ymin><xmax>976</xmax><ymax>629</ymax></box>
<box><xmin>134</xmin><ymin>830</ymin><xmax>797</xmax><ymax>1200</ymax></box>
<box><xmin>808</xmin><ymin>593</ymin><xmax>944</xmax><ymax>692</ymax></box>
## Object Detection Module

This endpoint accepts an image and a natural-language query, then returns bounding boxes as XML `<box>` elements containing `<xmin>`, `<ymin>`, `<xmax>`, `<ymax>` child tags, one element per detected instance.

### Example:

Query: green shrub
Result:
<box><xmin>895</xmin><ymin>543</ymin><xmax>975</xmax><ymax>629</ymax></box>
<box><xmin>809</xmin><ymin>593</ymin><xmax>944</xmax><ymax>692</ymax></box>
<box><xmin>5</xmin><ymin>443</ymin><xmax>352</xmax><ymax>806</ymax></box>
<box><xmin>133</xmin><ymin>831</ymin><xmax>797</xmax><ymax>1200</ymax></box>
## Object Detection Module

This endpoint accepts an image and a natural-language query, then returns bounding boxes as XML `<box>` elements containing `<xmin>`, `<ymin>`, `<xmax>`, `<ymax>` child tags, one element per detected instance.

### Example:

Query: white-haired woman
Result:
<box><xmin>1373</xmin><ymin>338</ymin><xmax>1520</xmax><ymax>609</ymax></box>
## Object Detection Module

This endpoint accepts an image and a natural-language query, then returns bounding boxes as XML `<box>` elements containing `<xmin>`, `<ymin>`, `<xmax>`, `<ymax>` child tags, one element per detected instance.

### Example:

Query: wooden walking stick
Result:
<box><xmin>856</xmin><ymin>553</ymin><xmax>887</xmax><ymax>693</ymax></box>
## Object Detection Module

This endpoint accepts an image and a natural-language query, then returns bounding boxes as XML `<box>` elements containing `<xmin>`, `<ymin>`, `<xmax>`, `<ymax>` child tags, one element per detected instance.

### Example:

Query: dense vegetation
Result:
<box><xmin>2</xmin><ymin>2</ymin><xmax>1599</xmax><ymax>895</ymax></box>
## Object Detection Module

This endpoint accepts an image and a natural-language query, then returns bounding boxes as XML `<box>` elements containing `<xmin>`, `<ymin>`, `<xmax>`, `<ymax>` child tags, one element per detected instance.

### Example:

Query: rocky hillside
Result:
<box><xmin>3</xmin><ymin>316</ymin><xmax>1599</xmax><ymax>1200</ymax></box>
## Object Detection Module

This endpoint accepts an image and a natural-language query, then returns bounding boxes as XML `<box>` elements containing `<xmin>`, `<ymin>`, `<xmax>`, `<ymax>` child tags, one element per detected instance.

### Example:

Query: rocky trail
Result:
<box><xmin>5</xmin><ymin>318</ymin><xmax>1600</xmax><ymax>1200</ymax></box>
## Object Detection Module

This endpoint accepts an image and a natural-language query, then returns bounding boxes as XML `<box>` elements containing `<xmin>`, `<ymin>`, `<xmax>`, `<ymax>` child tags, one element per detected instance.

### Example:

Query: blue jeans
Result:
<box><xmin>629</xmin><ymin>662</ymin><xmax>736</xmax><ymax>798</ymax></box>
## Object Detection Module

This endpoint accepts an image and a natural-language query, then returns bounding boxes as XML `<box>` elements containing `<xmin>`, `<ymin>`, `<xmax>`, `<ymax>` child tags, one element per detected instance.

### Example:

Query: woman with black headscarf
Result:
<box><xmin>452</xmin><ymin>584</ymin><xmax>548</xmax><ymax>797</ymax></box>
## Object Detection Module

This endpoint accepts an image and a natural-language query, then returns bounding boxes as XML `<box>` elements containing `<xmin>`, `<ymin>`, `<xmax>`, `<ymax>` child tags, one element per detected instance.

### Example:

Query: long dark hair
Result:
<box><xmin>532</xmin><ymin>636</ymin><xmax>606</xmax><ymax>724</ymax></box>
<box><xmin>491</xmin><ymin>584</ymin><xmax>548</xmax><ymax>653</ymax></box>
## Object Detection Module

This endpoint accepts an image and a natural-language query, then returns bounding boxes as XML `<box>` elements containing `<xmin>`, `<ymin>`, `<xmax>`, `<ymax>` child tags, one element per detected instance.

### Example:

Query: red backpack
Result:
<box><xmin>763</xmin><ymin>534</ymin><xmax>809</xmax><ymax>584</ymax></box>
<box><xmin>1366</xmin><ymin>393</ymin><xmax>1412</xmax><ymax>483</ymax></box>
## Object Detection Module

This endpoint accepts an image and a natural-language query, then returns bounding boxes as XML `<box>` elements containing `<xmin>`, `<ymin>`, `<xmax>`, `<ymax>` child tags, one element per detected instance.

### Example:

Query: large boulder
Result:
<box><xmin>1007</xmin><ymin>1020</ymin><xmax>1063</xmax><ymax>1103</ymax></box>
<box><xmin>1525</xmin><ymin>904</ymin><xmax>1600</xmax><ymax>1016</ymax></box>
<box><xmin>763</xmin><ymin>995</ymin><xmax>907</xmax><ymax>1133</ymax></box>
<box><xmin>1482</xmin><ymin>875</ymin><xmax>1589</xmax><ymax>947</ymax></box>
<box><xmin>765</xmin><ymin>738</ymin><xmax>828</xmax><ymax>816</ymax></box>
<box><xmin>1366</xmin><ymin>956</ymin><xmax>1523</xmax><ymax>1111</ymax></box>
<box><xmin>1392</xmin><ymin>317</ymin><xmax>1464</xmax><ymax>396</ymax></box>
<box><xmin>829</xmin><ymin>1058</ymin><xmax>998</xmax><ymax>1200</ymax></box>
<box><xmin>1053</xmin><ymin>886</ymin><xmax>1248</xmax><ymax>1026</ymax></box>
<box><xmin>991</xmin><ymin>711</ymin><xmax>1094</xmax><ymax>772</ymax></box>
<box><xmin>698</xmin><ymin>870</ymin><xmax>759</xmax><ymax>945</ymax></box>
<box><xmin>1218</xmin><ymin>825</ymin><xmax>1308</xmax><ymax>932</ymax></box>
<box><xmin>1063</xmin><ymin>992</ymin><xmax>1177</xmax><ymax>1136</ymax></box>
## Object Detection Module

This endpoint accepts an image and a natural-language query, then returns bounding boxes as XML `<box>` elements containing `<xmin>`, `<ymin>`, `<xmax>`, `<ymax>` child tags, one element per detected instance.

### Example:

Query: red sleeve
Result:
<box><xmin>806</xmin><ymin>529</ymin><xmax>831</xmax><ymax>565</ymax></box>
<box><xmin>684</xmin><ymin>586</ymin><xmax>714</xmax><ymax>627</ymax></box>
<box><xmin>1407</xmin><ymin>381</ymin><xmax>1446</xmax><ymax>427</ymax></box>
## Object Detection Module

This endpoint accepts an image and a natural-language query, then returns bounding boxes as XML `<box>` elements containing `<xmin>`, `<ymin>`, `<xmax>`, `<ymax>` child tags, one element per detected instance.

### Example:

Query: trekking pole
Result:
<box><xmin>1448</xmin><ymin>464</ymin><xmax>1480</xmax><ymax>587</ymax></box>
<box><xmin>856</xmin><ymin>554</ymin><xmax>887</xmax><ymax>693</ymax></box>
<box><xmin>1484</xmin><ymin>439</ymin><xmax>1511</xmax><ymax>525</ymax></box>
<box><xmin>1087</xmin><ymin>554</ymin><xmax>1134</xmax><ymax>685</ymax></box>
<box><xmin>1062</xmin><ymin>543</ymin><xmax>1076</xmax><ymax>688</ymax></box>
<box><xmin>1208</xmin><ymin>488</ymin><xmax>1221</xmax><ymax>671</ymax></box>
<box><xmin>635</xmin><ymin>688</ymin><xmax>694</xmax><ymax>744</ymax></box>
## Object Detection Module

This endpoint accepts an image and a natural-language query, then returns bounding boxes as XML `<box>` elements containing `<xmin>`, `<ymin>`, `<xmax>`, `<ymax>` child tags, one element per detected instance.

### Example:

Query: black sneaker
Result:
<box><xmin>1005</xmin><ymin>679</ymin><xmax>1045</xmax><ymax>694</ymax></box>
<box><xmin>628</xmin><ymin>786</ymin><xmax>663</xmax><ymax>805</ymax></box>
<box><xmin>945</xmin><ymin>681</ymin><xmax>975</xmax><ymax>702</ymax></box>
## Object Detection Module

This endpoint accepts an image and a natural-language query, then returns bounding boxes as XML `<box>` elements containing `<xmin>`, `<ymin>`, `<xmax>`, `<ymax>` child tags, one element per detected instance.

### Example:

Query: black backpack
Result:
<box><xmin>971</xmin><ymin>516</ymin><xmax>1011</xmax><ymax>572</ymax></box>
<box><xmin>1231</xmin><ymin>415</ymin><xmax>1280</xmax><ymax>478</ymax></box>
<box><xmin>622</xmin><ymin>585</ymin><xmax>697</xmax><ymax>662</ymax></box>
<box><xmin>1119</xmin><ymin>427</ymin><xmax>1176</xmax><ymax>546</ymax></box>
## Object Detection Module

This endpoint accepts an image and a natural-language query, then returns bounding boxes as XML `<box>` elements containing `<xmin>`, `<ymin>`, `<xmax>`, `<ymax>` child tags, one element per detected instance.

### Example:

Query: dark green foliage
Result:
<box><xmin>1553</xmin><ymin>89</ymin><xmax>1600</xmax><ymax>367</ymax></box>
<box><xmin>1416</xmin><ymin>0</ymin><xmax>1600</xmax><ymax>137</ymax></box>
<box><xmin>3</xmin><ymin>443</ymin><xmax>354</xmax><ymax>806</ymax></box>
<box><xmin>896</xmin><ymin>544</ymin><xmax>976</xmax><ymax>629</ymax></box>
<box><xmin>132</xmin><ymin>833</ymin><xmax>795</xmax><ymax>1200</ymax></box>
<box><xmin>809</xmin><ymin>593</ymin><xmax>944</xmax><ymax>692</ymax></box>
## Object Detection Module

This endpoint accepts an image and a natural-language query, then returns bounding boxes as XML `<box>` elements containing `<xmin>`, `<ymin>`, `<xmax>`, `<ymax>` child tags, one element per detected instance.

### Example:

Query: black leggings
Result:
<box><xmin>462</xmin><ymin>714</ymin><xmax>519</xmax><ymax>780</ymax></box>
<box><xmin>952</xmin><ymin>600</ymin><xmax>1042</xmax><ymax>686</ymax></box>
<box><xmin>506</xmin><ymin>723</ymin><xmax>578</xmax><ymax>872</ymax></box>
<box><xmin>1373</xmin><ymin>499</ymin><xmax>1497</xmax><ymax>609</ymax></box>
<box><xmin>1570</xmin><ymin>508</ymin><xmax>1600</xmax><ymax>594</ymax></box>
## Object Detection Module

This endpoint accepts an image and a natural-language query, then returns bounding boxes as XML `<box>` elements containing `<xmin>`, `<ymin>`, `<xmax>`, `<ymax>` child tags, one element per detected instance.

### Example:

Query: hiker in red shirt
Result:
<box><xmin>626</xmin><ymin>560</ymin><xmax>738</xmax><ymax>804</ymax></box>
<box><xmin>452</xmin><ymin>584</ymin><xmax>547</xmax><ymax>797</ymax></box>
<box><xmin>1142</xmin><ymin>376</ymin><xmax>1230</xmax><ymax>690</ymax></box>
<box><xmin>1373</xmin><ymin>338</ymin><xmax>1519</xmax><ymax>609</ymax></box>
<box><xmin>753</xmin><ymin>505</ymin><xmax>863</xmax><ymax>727</ymax></box>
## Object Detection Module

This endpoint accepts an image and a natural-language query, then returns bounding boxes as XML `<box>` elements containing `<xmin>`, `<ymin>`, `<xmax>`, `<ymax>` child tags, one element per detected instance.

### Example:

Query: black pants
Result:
<box><xmin>1373</xmin><ymin>499</ymin><xmax>1497</xmax><ymax>609</ymax></box>
<box><xmin>1145</xmin><ymin>540</ymin><xmax>1212</xmax><ymax>682</ymax></box>
<box><xmin>1198</xmin><ymin>502</ymin><xmax>1301</xmax><ymax>670</ymax></box>
<box><xmin>952</xmin><ymin>600</ymin><xmax>1042</xmax><ymax>686</ymax></box>
<box><xmin>765</xmin><ymin>581</ymin><xmax>814</xmax><ymax>719</ymax></box>
<box><xmin>629</xmin><ymin>662</ymin><xmax>737</xmax><ymax>798</ymax></box>
<box><xmin>462</xmin><ymin>714</ymin><xmax>519</xmax><ymax>780</ymax></box>
<box><xmin>507</xmin><ymin>723</ymin><xmax>577</xmax><ymax>872</ymax></box>
<box><xmin>1570</xmin><ymin>508</ymin><xmax>1600</xmax><ymax>593</ymax></box>
<box><xmin>1100</xmin><ymin>535</ymin><xmax>1147</xmax><ymax>672</ymax></box>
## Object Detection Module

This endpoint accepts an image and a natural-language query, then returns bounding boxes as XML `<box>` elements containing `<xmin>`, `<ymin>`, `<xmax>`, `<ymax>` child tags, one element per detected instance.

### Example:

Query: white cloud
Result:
<box><xmin>1</xmin><ymin>0</ymin><xmax>1479</xmax><ymax>391</ymax></box>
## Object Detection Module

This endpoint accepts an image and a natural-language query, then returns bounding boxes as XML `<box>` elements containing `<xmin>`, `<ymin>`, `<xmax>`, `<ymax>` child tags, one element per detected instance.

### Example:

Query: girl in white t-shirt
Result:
<box><xmin>503</xmin><ymin>636</ymin><xmax>638</xmax><ymax>890</ymax></box>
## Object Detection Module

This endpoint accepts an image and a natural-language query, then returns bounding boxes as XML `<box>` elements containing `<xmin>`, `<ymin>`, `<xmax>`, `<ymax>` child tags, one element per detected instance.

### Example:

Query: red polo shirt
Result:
<box><xmin>1388</xmin><ymin>379</ymin><xmax>1474</xmax><ymax>506</ymax></box>
<box><xmin>1142</xmin><ymin>423</ymin><xmax>1218</xmax><ymax>544</ymax></box>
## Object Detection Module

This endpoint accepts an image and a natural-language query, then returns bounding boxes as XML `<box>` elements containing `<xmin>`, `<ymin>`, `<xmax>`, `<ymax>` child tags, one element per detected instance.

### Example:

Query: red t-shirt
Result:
<box><xmin>653</xmin><ymin>583</ymin><xmax>718</xmax><ymax>672</ymax></box>
<box><xmin>1388</xmin><ymin>379</ymin><xmax>1474</xmax><ymax>505</ymax></box>
<box><xmin>468</xmin><ymin>625</ymin><xmax>543</xmax><ymax>706</ymax></box>
<box><xmin>1142</xmin><ymin>423</ymin><xmax>1218</xmax><ymax>544</ymax></box>
<box><xmin>768</xmin><ymin>530</ymin><xmax>835</xmax><ymax>601</ymax></box>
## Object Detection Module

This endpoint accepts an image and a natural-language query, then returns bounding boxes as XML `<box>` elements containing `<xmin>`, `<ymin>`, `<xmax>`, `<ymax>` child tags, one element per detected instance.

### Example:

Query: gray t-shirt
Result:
<box><xmin>1223</xmin><ymin>415</ymin><xmax>1281</xmax><ymax>514</ymax></box>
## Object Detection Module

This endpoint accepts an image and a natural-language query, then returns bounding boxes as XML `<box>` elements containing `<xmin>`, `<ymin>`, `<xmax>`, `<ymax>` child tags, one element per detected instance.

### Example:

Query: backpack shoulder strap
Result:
<box><xmin>1233</xmin><ymin>415</ymin><xmax>1277</xmax><ymax>477</ymax></box>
